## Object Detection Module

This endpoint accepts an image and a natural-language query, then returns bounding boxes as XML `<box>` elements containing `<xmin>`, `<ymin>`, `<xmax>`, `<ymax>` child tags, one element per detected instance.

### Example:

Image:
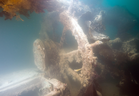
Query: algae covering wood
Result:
<box><xmin>0</xmin><ymin>0</ymin><xmax>59</xmax><ymax>20</ymax></box>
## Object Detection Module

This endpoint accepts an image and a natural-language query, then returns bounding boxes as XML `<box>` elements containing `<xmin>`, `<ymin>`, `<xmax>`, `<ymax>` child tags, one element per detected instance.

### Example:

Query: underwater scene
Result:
<box><xmin>0</xmin><ymin>0</ymin><xmax>139</xmax><ymax>96</ymax></box>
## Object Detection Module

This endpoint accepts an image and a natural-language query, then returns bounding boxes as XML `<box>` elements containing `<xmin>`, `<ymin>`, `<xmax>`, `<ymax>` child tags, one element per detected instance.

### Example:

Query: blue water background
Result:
<box><xmin>82</xmin><ymin>0</ymin><xmax>139</xmax><ymax>39</ymax></box>
<box><xmin>0</xmin><ymin>12</ymin><xmax>47</xmax><ymax>75</ymax></box>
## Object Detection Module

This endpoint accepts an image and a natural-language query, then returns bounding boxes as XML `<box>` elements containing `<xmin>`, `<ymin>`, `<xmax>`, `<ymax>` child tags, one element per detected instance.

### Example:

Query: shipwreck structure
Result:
<box><xmin>1</xmin><ymin>0</ymin><xmax>139</xmax><ymax>96</ymax></box>
<box><xmin>0</xmin><ymin>0</ymin><xmax>105</xmax><ymax>96</ymax></box>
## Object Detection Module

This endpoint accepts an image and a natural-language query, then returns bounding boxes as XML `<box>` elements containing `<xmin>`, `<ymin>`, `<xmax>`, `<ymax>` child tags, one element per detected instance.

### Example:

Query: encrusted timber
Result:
<box><xmin>63</xmin><ymin>50</ymin><xmax>82</xmax><ymax>63</ymax></box>
<box><xmin>45</xmin><ymin>79</ymin><xmax>69</xmax><ymax>96</ymax></box>
<box><xmin>60</xmin><ymin>11</ymin><xmax>103</xmax><ymax>95</ymax></box>
<box><xmin>60</xmin><ymin>50</ymin><xmax>82</xmax><ymax>83</ymax></box>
